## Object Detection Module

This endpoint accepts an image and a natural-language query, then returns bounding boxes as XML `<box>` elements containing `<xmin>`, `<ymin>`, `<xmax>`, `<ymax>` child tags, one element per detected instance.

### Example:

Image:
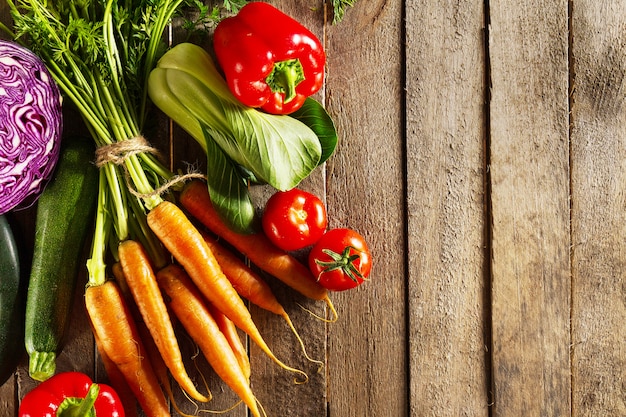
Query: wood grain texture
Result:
<box><xmin>324</xmin><ymin>0</ymin><xmax>407</xmax><ymax>416</ymax></box>
<box><xmin>570</xmin><ymin>2</ymin><xmax>626</xmax><ymax>416</ymax></box>
<box><xmin>405</xmin><ymin>1</ymin><xmax>489</xmax><ymax>416</ymax></box>
<box><xmin>488</xmin><ymin>1</ymin><xmax>571</xmax><ymax>416</ymax></box>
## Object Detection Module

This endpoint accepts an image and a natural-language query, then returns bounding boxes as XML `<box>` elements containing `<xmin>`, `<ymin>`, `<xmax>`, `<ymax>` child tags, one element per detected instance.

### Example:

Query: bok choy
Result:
<box><xmin>148</xmin><ymin>42</ymin><xmax>333</xmax><ymax>233</ymax></box>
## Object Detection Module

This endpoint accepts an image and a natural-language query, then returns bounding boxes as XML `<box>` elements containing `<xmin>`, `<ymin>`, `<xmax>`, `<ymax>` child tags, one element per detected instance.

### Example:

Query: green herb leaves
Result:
<box><xmin>6</xmin><ymin>0</ymin><xmax>195</xmax><ymax>283</ymax></box>
<box><xmin>329</xmin><ymin>0</ymin><xmax>358</xmax><ymax>24</ymax></box>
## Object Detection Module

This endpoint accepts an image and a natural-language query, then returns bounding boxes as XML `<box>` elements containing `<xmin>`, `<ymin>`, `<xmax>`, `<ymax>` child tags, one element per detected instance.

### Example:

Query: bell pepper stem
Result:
<box><xmin>266</xmin><ymin>58</ymin><xmax>305</xmax><ymax>103</ymax></box>
<box><xmin>59</xmin><ymin>383</ymin><xmax>100</xmax><ymax>417</ymax></box>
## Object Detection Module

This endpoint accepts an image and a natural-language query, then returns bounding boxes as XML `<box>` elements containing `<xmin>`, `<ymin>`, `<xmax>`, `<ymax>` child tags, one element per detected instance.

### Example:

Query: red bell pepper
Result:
<box><xmin>19</xmin><ymin>371</ymin><xmax>125</xmax><ymax>417</ymax></box>
<box><xmin>213</xmin><ymin>1</ymin><xmax>326</xmax><ymax>115</ymax></box>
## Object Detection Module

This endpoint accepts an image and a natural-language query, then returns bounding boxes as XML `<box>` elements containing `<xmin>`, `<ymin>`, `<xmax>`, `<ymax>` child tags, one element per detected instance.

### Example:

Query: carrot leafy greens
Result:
<box><xmin>329</xmin><ymin>0</ymin><xmax>359</xmax><ymax>24</ymax></box>
<box><xmin>2</xmin><ymin>0</ymin><xmax>241</xmax><ymax>286</ymax></box>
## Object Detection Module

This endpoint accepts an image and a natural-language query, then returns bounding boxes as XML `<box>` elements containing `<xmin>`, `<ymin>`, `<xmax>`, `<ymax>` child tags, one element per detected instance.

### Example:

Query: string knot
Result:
<box><xmin>95</xmin><ymin>136</ymin><xmax>159</xmax><ymax>168</ymax></box>
<box><xmin>94</xmin><ymin>136</ymin><xmax>205</xmax><ymax>199</ymax></box>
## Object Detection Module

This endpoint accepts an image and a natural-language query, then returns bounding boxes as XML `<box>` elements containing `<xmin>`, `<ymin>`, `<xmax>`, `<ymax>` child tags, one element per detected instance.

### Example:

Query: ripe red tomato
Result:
<box><xmin>308</xmin><ymin>228</ymin><xmax>372</xmax><ymax>291</ymax></box>
<box><xmin>261</xmin><ymin>189</ymin><xmax>328</xmax><ymax>251</ymax></box>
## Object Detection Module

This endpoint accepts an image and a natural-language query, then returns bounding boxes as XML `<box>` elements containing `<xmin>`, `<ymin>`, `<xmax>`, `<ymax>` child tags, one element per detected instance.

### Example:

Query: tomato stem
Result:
<box><xmin>315</xmin><ymin>246</ymin><xmax>366</xmax><ymax>283</ymax></box>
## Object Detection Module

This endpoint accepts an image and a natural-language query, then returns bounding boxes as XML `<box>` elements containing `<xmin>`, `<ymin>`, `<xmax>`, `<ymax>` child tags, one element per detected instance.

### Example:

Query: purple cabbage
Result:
<box><xmin>0</xmin><ymin>39</ymin><xmax>63</xmax><ymax>214</ymax></box>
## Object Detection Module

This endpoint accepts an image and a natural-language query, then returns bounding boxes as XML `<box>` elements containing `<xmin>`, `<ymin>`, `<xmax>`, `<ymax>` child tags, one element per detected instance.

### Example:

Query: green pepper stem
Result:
<box><xmin>266</xmin><ymin>58</ymin><xmax>305</xmax><ymax>103</ymax></box>
<box><xmin>58</xmin><ymin>383</ymin><xmax>100</xmax><ymax>417</ymax></box>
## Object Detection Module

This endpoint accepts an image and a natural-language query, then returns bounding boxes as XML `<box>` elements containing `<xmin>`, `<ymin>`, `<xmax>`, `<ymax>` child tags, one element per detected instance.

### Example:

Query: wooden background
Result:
<box><xmin>2</xmin><ymin>0</ymin><xmax>626</xmax><ymax>416</ymax></box>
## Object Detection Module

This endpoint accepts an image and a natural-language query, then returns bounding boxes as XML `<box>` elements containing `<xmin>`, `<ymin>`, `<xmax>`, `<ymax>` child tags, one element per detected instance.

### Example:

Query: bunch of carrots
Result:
<box><xmin>5</xmin><ymin>1</ymin><xmax>337</xmax><ymax>416</ymax></box>
<box><xmin>89</xmin><ymin>179</ymin><xmax>336</xmax><ymax>417</ymax></box>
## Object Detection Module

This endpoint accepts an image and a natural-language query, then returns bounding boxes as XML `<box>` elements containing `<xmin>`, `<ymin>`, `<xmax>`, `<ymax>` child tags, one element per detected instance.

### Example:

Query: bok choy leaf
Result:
<box><xmin>291</xmin><ymin>98</ymin><xmax>338</xmax><ymax>166</ymax></box>
<box><xmin>148</xmin><ymin>42</ymin><xmax>325</xmax><ymax>232</ymax></box>
<box><xmin>202</xmin><ymin>124</ymin><xmax>256</xmax><ymax>233</ymax></box>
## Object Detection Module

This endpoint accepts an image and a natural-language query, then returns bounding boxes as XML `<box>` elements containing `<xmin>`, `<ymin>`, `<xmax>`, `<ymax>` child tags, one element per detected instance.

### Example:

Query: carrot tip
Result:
<box><xmin>296</xmin><ymin>295</ymin><xmax>339</xmax><ymax>323</ymax></box>
<box><xmin>292</xmin><ymin>369</ymin><xmax>310</xmax><ymax>385</ymax></box>
<box><xmin>162</xmin><ymin>377</ymin><xmax>201</xmax><ymax>417</ymax></box>
<box><xmin>325</xmin><ymin>296</ymin><xmax>339</xmax><ymax>323</ymax></box>
<box><xmin>282</xmin><ymin>313</ymin><xmax>324</xmax><ymax>373</ymax></box>
<box><xmin>263</xmin><ymin>340</ymin><xmax>309</xmax><ymax>384</ymax></box>
<box><xmin>266</xmin><ymin>346</ymin><xmax>309</xmax><ymax>385</ymax></box>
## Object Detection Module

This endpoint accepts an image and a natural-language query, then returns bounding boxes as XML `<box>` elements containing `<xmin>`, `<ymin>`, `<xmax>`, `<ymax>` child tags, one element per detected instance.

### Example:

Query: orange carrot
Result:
<box><xmin>202</xmin><ymin>232</ymin><xmax>322</xmax><ymax>368</ymax></box>
<box><xmin>118</xmin><ymin>239</ymin><xmax>208</xmax><ymax>403</ymax></box>
<box><xmin>137</xmin><ymin>321</ymin><xmax>205</xmax><ymax>417</ymax></box>
<box><xmin>85</xmin><ymin>281</ymin><xmax>169</xmax><ymax>417</ymax></box>
<box><xmin>113</xmin><ymin>262</ymin><xmax>203</xmax><ymax>416</ymax></box>
<box><xmin>179</xmin><ymin>180</ymin><xmax>336</xmax><ymax>320</ymax></box>
<box><xmin>91</xmin><ymin>322</ymin><xmax>139</xmax><ymax>417</ymax></box>
<box><xmin>205</xmin><ymin>300</ymin><xmax>251</xmax><ymax>381</ymax></box>
<box><xmin>156</xmin><ymin>264</ymin><xmax>261</xmax><ymax>417</ymax></box>
<box><xmin>147</xmin><ymin>200</ymin><xmax>307</xmax><ymax>382</ymax></box>
<box><xmin>200</xmin><ymin>232</ymin><xmax>282</xmax><ymax>313</ymax></box>
<box><xmin>112</xmin><ymin>263</ymin><xmax>132</xmax><ymax>298</ymax></box>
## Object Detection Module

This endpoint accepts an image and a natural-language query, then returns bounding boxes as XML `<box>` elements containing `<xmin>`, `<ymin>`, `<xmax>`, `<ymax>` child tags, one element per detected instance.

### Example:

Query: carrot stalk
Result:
<box><xmin>202</xmin><ymin>232</ymin><xmax>322</xmax><ymax>368</ymax></box>
<box><xmin>118</xmin><ymin>239</ymin><xmax>209</xmax><ymax>403</ymax></box>
<box><xmin>147</xmin><ymin>201</ymin><xmax>307</xmax><ymax>382</ymax></box>
<box><xmin>156</xmin><ymin>264</ymin><xmax>261</xmax><ymax>417</ymax></box>
<box><xmin>179</xmin><ymin>179</ymin><xmax>337</xmax><ymax>321</ymax></box>
<box><xmin>85</xmin><ymin>281</ymin><xmax>169</xmax><ymax>417</ymax></box>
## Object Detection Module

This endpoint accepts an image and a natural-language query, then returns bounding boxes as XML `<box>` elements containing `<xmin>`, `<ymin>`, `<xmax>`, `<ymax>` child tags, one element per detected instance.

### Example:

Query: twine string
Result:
<box><xmin>95</xmin><ymin>136</ymin><xmax>205</xmax><ymax>199</ymax></box>
<box><xmin>95</xmin><ymin>136</ymin><xmax>159</xmax><ymax>168</ymax></box>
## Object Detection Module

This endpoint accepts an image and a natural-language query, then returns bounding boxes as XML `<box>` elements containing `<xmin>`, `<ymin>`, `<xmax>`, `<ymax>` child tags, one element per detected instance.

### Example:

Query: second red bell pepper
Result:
<box><xmin>19</xmin><ymin>371</ymin><xmax>125</xmax><ymax>417</ymax></box>
<box><xmin>213</xmin><ymin>1</ymin><xmax>326</xmax><ymax>115</ymax></box>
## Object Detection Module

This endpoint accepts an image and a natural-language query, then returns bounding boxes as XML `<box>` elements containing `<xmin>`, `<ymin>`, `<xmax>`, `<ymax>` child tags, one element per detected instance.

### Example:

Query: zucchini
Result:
<box><xmin>25</xmin><ymin>136</ymin><xmax>99</xmax><ymax>381</ymax></box>
<box><xmin>0</xmin><ymin>215</ymin><xmax>24</xmax><ymax>385</ymax></box>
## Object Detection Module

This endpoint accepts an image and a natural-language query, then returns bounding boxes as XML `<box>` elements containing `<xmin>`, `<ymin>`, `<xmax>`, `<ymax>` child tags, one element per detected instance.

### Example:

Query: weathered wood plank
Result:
<box><xmin>488</xmin><ymin>1</ymin><xmax>571</xmax><ymax>416</ymax></box>
<box><xmin>405</xmin><ymin>1</ymin><xmax>490</xmax><ymax>416</ymax></box>
<box><xmin>243</xmin><ymin>3</ymin><xmax>330</xmax><ymax>417</ymax></box>
<box><xmin>570</xmin><ymin>2</ymin><xmax>626</xmax><ymax>416</ymax></box>
<box><xmin>324</xmin><ymin>1</ymin><xmax>407</xmax><ymax>416</ymax></box>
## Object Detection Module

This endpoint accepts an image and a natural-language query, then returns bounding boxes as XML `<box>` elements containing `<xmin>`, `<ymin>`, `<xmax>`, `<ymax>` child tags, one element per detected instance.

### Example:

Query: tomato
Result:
<box><xmin>262</xmin><ymin>189</ymin><xmax>328</xmax><ymax>251</ymax></box>
<box><xmin>308</xmin><ymin>228</ymin><xmax>372</xmax><ymax>291</ymax></box>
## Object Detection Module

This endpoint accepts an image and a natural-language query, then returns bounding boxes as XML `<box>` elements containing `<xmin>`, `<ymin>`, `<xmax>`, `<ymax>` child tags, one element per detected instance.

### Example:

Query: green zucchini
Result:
<box><xmin>25</xmin><ymin>136</ymin><xmax>98</xmax><ymax>381</ymax></box>
<box><xmin>0</xmin><ymin>215</ymin><xmax>25</xmax><ymax>385</ymax></box>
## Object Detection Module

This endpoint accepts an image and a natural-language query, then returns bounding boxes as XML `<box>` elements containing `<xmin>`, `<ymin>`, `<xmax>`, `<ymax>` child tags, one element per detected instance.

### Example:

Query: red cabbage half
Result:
<box><xmin>0</xmin><ymin>39</ymin><xmax>63</xmax><ymax>214</ymax></box>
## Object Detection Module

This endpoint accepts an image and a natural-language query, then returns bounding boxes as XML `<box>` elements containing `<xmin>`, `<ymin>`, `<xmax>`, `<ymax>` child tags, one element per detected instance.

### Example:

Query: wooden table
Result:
<box><xmin>2</xmin><ymin>0</ymin><xmax>625</xmax><ymax>416</ymax></box>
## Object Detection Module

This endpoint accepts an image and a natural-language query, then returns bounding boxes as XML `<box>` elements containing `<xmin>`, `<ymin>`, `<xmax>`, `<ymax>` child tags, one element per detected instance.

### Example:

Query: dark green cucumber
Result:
<box><xmin>0</xmin><ymin>215</ymin><xmax>24</xmax><ymax>385</ymax></box>
<box><xmin>25</xmin><ymin>137</ymin><xmax>98</xmax><ymax>381</ymax></box>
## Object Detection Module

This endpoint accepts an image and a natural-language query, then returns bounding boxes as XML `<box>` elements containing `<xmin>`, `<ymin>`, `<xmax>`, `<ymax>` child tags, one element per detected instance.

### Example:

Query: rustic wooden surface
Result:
<box><xmin>2</xmin><ymin>0</ymin><xmax>626</xmax><ymax>416</ymax></box>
